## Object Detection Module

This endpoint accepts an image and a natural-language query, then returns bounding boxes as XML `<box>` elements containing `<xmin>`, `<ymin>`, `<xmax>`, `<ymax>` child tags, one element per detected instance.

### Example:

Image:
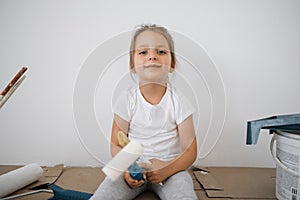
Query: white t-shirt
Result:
<box><xmin>113</xmin><ymin>83</ymin><xmax>194</xmax><ymax>161</ymax></box>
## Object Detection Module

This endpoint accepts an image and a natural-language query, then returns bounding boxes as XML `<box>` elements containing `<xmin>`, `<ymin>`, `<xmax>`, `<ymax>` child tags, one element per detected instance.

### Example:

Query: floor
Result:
<box><xmin>0</xmin><ymin>165</ymin><xmax>277</xmax><ymax>200</ymax></box>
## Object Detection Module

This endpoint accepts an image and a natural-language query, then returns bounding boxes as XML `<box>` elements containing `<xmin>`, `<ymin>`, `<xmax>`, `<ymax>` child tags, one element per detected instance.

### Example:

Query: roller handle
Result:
<box><xmin>48</xmin><ymin>184</ymin><xmax>92</xmax><ymax>200</ymax></box>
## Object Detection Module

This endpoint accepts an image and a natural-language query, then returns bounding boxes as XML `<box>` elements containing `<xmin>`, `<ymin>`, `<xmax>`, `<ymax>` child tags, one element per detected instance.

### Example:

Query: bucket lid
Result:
<box><xmin>270</xmin><ymin>124</ymin><xmax>300</xmax><ymax>135</ymax></box>
<box><xmin>246</xmin><ymin>114</ymin><xmax>300</xmax><ymax>144</ymax></box>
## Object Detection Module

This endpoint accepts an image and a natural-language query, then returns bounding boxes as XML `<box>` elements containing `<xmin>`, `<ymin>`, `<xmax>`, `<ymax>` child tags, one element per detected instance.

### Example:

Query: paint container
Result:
<box><xmin>270</xmin><ymin>130</ymin><xmax>300</xmax><ymax>200</ymax></box>
<box><xmin>128</xmin><ymin>162</ymin><xmax>143</xmax><ymax>181</ymax></box>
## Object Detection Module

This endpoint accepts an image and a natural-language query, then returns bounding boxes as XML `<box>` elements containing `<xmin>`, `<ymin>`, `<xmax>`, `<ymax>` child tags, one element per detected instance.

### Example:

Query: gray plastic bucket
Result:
<box><xmin>271</xmin><ymin>130</ymin><xmax>300</xmax><ymax>200</ymax></box>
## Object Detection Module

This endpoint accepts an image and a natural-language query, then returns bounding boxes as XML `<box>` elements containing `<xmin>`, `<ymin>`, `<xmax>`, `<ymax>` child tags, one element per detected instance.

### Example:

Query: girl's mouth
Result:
<box><xmin>144</xmin><ymin>63</ymin><xmax>162</xmax><ymax>68</ymax></box>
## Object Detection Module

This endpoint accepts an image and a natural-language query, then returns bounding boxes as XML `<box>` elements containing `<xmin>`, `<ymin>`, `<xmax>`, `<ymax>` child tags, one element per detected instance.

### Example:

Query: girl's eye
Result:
<box><xmin>138</xmin><ymin>50</ymin><xmax>147</xmax><ymax>55</ymax></box>
<box><xmin>157</xmin><ymin>50</ymin><xmax>167</xmax><ymax>55</ymax></box>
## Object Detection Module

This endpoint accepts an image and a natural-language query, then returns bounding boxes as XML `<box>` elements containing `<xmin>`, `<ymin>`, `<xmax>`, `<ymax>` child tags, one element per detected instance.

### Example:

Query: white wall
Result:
<box><xmin>1</xmin><ymin>0</ymin><xmax>300</xmax><ymax>167</ymax></box>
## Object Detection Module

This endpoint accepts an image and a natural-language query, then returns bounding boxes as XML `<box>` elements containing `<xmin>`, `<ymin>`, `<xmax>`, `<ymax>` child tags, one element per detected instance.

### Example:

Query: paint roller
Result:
<box><xmin>0</xmin><ymin>163</ymin><xmax>43</xmax><ymax>198</ymax></box>
<box><xmin>102</xmin><ymin>131</ymin><xmax>144</xmax><ymax>181</ymax></box>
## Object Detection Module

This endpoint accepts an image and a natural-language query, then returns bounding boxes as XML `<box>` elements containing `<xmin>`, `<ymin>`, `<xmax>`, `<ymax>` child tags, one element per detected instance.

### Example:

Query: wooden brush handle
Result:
<box><xmin>1</xmin><ymin>67</ymin><xmax>27</xmax><ymax>96</ymax></box>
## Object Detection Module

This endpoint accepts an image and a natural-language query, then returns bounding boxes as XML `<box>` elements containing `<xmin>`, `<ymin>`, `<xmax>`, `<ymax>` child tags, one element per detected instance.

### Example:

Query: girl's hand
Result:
<box><xmin>123</xmin><ymin>170</ymin><xmax>146</xmax><ymax>189</ymax></box>
<box><xmin>141</xmin><ymin>158</ymin><xmax>171</xmax><ymax>184</ymax></box>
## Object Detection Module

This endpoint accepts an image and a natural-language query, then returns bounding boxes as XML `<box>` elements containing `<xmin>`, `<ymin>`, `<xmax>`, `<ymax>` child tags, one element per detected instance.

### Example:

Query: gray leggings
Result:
<box><xmin>90</xmin><ymin>170</ymin><xmax>197</xmax><ymax>200</ymax></box>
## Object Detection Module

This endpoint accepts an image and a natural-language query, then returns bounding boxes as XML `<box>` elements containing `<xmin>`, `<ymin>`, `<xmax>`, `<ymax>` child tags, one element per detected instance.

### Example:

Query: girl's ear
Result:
<box><xmin>130</xmin><ymin>67</ymin><xmax>136</xmax><ymax>73</ymax></box>
<box><xmin>169</xmin><ymin>66</ymin><xmax>175</xmax><ymax>73</ymax></box>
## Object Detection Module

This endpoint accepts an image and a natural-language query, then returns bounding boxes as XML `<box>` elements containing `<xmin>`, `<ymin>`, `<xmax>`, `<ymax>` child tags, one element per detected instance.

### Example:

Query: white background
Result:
<box><xmin>1</xmin><ymin>0</ymin><xmax>300</xmax><ymax>167</ymax></box>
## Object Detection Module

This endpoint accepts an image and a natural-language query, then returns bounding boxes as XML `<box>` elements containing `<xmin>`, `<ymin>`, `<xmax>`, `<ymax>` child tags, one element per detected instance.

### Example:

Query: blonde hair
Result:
<box><xmin>129</xmin><ymin>24</ymin><xmax>176</xmax><ymax>70</ymax></box>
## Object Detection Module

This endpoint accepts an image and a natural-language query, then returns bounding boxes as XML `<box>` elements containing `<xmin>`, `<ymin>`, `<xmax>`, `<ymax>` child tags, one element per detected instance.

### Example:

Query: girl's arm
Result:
<box><xmin>110</xmin><ymin>114</ymin><xmax>129</xmax><ymax>157</ymax></box>
<box><xmin>144</xmin><ymin>115</ymin><xmax>197</xmax><ymax>183</ymax></box>
<box><xmin>110</xmin><ymin>114</ymin><xmax>146</xmax><ymax>188</ymax></box>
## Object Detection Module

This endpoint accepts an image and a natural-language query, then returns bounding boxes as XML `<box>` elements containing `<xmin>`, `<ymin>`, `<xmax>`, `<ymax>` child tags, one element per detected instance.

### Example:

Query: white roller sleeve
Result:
<box><xmin>0</xmin><ymin>163</ymin><xmax>43</xmax><ymax>198</ymax></box>
<box><xmin>102</xmin><ymin>140</ymin><xmax>144</xmax><ymax>181</ymax></box>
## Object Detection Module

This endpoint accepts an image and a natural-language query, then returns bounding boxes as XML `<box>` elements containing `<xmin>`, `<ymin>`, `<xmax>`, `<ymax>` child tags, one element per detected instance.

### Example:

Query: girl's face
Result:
<box><xmin>133</xmin><ymin>30</ymin><xmax>173</xmax><ymax>85</ymax></box>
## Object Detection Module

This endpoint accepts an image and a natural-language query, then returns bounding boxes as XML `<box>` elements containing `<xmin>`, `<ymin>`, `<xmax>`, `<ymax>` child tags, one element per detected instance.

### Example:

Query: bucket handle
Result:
<box><xmin>270</xmin><ymin>136</ymin><xmax>300</xmax><ymax>177</ymax></box>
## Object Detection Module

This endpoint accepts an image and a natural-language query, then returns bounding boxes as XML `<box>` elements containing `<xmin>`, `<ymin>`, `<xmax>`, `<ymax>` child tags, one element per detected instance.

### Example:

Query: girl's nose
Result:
<box><xmin>148</xmin><ymin>50</ymin><xmax>157</xmax><ymax>61</ymax></box>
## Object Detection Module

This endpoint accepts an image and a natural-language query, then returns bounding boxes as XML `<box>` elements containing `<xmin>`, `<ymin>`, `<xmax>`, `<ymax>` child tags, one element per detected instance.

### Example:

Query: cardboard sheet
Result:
<box><xmin>194</xmin><ymin>167</ymin><xmax>276</xmax><ymax>199</ymax></box>
<box><xmin>53</xmin><ymin>167</ymin><xmax>104</xmax><ymax>194</ymax></box>
<box><xmin>30</xmin><ymin>164</ymin><xmax>64</xmax><ymax>188</ymax></box>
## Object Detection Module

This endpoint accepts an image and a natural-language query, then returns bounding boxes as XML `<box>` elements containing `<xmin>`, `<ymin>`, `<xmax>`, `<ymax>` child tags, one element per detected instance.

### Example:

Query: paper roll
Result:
<box><xmin>102</xmin><ymin>140</ymin><xmax>144</xmax><ymax>181</ymax></box>
<box><xmin>0</xmin><ymin>163</ymin><xmax>43</xmax><ymax>198</ymax></box>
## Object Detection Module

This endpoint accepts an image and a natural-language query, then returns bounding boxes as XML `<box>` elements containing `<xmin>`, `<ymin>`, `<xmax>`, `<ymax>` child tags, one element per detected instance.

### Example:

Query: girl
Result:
<box><xmin>91</xmin><ymin>24</ymin><xmax>197</xmax><ymax>200</ymax></box>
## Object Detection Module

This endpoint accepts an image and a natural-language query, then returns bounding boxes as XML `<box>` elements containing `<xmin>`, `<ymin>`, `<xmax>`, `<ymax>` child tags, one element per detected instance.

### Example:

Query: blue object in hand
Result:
<box><xmin>128</xmin><ymin>162</ymin><xmax>143</xmax><ymax>181</ymax></box>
